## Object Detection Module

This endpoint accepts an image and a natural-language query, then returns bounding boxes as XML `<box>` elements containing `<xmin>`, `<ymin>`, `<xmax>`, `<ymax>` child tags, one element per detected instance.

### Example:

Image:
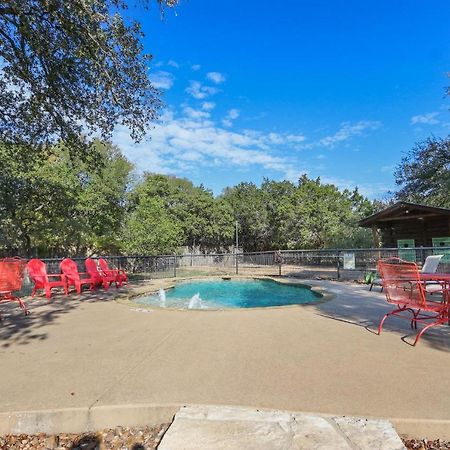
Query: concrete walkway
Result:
<box><xmin>158</xmin><ymin>405</ymin><xmax>405</xmax><ymax>450</ymax></box>
<box><xmin>1</xmin><ymin>278</ymin><xmax>450</xmax><ymax>439</ymax></box>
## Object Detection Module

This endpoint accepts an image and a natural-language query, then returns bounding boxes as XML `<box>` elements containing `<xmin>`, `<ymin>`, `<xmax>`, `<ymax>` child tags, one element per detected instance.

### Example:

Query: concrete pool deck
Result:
<box><xmin>1</xmin><ymin>278</ymin><xmax>450</xmax><ymax>439</ymax></box>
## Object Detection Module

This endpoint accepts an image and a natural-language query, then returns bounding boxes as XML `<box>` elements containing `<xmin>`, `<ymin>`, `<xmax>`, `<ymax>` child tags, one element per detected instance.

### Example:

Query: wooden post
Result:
<box><xmin>336</xmin><ymin>250</ymin><xmax>341</xmax><ymax>280</ymax></box>
<box><xmin>372</xmin><ymin>226</ymin><xmax>380</xmax><ymax>248</ymax></box>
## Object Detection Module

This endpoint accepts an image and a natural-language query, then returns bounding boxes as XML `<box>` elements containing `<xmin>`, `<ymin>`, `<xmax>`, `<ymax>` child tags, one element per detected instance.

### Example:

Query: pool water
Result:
<box><xmin>135</xmin><ymin>278</ymin><xmax>322</xmax><ymax>309</ymax></box>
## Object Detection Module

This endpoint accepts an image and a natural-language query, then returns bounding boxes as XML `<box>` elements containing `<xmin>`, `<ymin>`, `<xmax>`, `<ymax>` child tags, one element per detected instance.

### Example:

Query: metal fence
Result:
<box><xmin>35</xmin><ymin>246</ymin><xmax>450</xmax><ymax>281</ymax></box>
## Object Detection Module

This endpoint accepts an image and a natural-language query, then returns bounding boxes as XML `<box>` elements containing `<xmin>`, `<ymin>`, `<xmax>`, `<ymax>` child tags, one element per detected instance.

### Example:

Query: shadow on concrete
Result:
<box><xmin>306</xmin><ymin>280</ymin><xmax>450</xmax><ymax>352</ymax></box>
<box><xmin>0</xmin><ymin>285</ymin><xmax>130</xmax><ymax>348</ymax></box>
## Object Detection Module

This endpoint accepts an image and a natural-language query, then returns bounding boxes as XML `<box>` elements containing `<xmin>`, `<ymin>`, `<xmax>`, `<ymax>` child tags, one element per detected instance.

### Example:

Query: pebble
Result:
<box><xmin>0</xmin><ymin>424</ymin><xmax>169</xmax><ymax>449</ymax></box>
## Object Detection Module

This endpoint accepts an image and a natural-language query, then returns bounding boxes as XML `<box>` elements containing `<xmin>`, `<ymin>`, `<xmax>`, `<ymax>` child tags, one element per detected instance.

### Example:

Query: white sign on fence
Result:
<box><xmin>343</xmin><ymin>252</ymin><xmax>355</xmax><ymax>270</ymax></box>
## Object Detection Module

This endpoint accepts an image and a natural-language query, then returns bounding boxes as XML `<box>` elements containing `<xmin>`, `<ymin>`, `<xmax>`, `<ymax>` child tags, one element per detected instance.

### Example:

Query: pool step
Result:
<box><xmin>158</xmin><ymin>405</ymin><xmax>405</xmax><ymax>450</ymax></box>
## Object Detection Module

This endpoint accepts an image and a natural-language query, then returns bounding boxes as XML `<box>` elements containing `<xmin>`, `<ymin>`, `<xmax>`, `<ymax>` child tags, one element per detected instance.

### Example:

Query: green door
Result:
<box><xmin>432</xmin><ymin>237</ymin><xmax>450</xmax><ymax>263</ymax></box>
<box><xmin>397</xmin><ymin>239</ymin><xmax>416</xmax><ymax>262</ymax></box>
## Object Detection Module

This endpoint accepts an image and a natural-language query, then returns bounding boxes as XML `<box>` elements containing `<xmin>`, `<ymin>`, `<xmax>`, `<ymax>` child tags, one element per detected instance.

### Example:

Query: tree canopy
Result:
<box><xmin>222</xmin><ymin>176</ymin><xmax>374</xmax><ymax>251</ymax></box>
<box><xmin>0</xmin><ymin>0</ymin><xmax>176</xmax><ymax>156</ymax></box>
<box><xmin>394</xmin><ymin>136</ymin><xmax>450</xmax><ymax>208</ymax></box>
<box><xmin>0</xmin><ymin>140</ymin><xmax>133</xmax><ymax>256</ymax></box>
<box><xmin>0</xmin><ymin>141</ymin><xmax>376</xmax><ymax>257</ymax></box>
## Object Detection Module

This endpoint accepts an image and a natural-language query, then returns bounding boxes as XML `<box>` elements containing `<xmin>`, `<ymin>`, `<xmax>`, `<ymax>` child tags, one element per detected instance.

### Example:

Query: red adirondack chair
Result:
<box><xmin>99</xmin><ymin>258</ymin><xmax>128</xmax><ymax>287</ymax></box>
<box><xmin>60</xmin><ymin>258</ymin><xmax>96</xmax><ymax>294</ymax></box>
<box><xmin>377</xmin><ymin>257</ymin><xmax>449</xmax><ymax>346</ymax></box>
<box><xmin>0</xmin><ymin>257</ymin><xmax>29</xmax><ymax>318</ymax></box>
<box><xmin>85</xmin><ymin>258</ymin><xmax>117</xmax><ymax>290</ymax></box>
<box><xmin>27</xmin><ymin>259</ymin><xmax>68</xmax><ymax>299</ymax></box>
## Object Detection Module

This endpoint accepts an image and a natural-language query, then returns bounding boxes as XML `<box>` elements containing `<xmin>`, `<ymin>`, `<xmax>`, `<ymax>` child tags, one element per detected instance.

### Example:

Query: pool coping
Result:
<box><xmin>118</xmin><ymin>275</ymin><xmax>334</xmax><ymax>311</ymax></box>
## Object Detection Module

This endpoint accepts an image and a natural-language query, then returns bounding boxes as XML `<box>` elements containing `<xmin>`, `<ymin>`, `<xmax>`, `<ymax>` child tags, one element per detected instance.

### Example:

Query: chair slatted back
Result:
<box><xmin>99</xmin><ymin>259</ymin><xmax>111</xmax><ymax>273</ymax></box>
<box><xmin>377</xmin><ymin>258</ymin><xmax>426</xmax><ymax>309</ymax></box>
<box><xmin>60</xmin><ymin>258</ymin><xmax>80</xmax><ymax>280</ymax></box>
<box><xmin>26</xmin><ymin>259</ymin><xmax>49</xmax><ymax>284</ymax></box>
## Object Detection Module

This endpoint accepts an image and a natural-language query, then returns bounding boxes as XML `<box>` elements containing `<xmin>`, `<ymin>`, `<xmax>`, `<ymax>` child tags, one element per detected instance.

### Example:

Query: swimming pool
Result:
<box><xmin>135</xmin><ymin>278</ymin><xmax>322</xmax><ymax>309</ymax></box>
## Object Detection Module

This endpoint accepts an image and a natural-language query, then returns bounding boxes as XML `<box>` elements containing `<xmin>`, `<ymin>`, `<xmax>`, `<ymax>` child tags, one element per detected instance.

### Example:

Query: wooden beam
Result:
<box><xmin>375</xmin><ymin>213</ymin><xmax>442</xmax><ymax>223</ymax></box>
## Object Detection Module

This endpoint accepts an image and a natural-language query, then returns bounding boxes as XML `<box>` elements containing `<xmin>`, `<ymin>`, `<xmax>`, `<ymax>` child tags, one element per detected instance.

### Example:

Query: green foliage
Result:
<box><xmin>394</xmin><ymin>136</ymin><xmax>450</xmax><ymax>207</ymax></box>
<box><xmin>222</xmin><ymin>175</ymin><xmax>374</xmax><ymax>251</ymax></box>
<box><xmin>121</xmin><ymin>197</ymin><xmax>184</xmax><ymax>255</ymax></box>
<box><xmin>126</xmin><ymin>174</ymin><xmax>235</xmax><ymax>252</ymax></box>
<box><xmin>0</xmin><ymin>1</ymin><xmax>176</xmax><ymax>156</ymax></box>
<box><xmin>364</xmin><ymin>271</ymin><xmax>377</xmax><ymax>285</ymax></box>
<box><xmin>222</xmin><ymin>182</ymin><xmax>272</xmax><ymax>251</ymax></box>
<box><xmin>0</xmin><ymin>146</ymin><xmax>376</xmax><ymax>256</ymax></box>
<box><xmin>0</xmin><ymin>140</ymin><xmax>133</xmax><ymax>256</ymax></box>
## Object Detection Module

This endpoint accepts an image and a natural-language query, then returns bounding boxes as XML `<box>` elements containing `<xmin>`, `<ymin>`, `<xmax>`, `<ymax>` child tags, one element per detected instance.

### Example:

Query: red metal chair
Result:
<box><xmin>85</xmin><ymin>258</ymin><xmax>117</xmax><ymax>290</ymax></box>
<box><xmin>377</xmin><ymin>257</ymin><xmax>449</xmax><ymax>346</ymax></box>
<box><xmin>60</xmin><ymin>258</ymin><xmax>96</xmax><ymax>294</ymax></box>
<box><xmin>27</xmin><ymin>259</ymin><xmax>68</xmax><ymax>299</ymax></box>
<box><xmin>99</xmin><ymin>258</ymin><xmax>128</xmax><ymax>287</ymax></box>
<box><xmin>0</xmin><ymin>257</ymin><xmax>29</xmax><ymax>318</ymax></box>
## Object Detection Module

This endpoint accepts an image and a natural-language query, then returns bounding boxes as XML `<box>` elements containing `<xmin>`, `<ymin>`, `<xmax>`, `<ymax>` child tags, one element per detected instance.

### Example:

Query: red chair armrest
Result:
<box><xmin>47</xmin><ymin>274</ymin><xmax>65</xmax><ymax>279</ymax></box>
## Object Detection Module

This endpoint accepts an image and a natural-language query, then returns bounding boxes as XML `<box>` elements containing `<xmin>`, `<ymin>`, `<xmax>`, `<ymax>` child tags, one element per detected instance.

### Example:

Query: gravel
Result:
<box><xmin>403</xmin><ymin>439</ymin><xmax>450</xmax><ymax>450</ymax></box>
<box><xmin>0</xmin><ymin>424</ymin><xmax>169</xmax><ymax>449</ymax></box>
<box><xmin>1</xmin><ymin>426</ymin><xmax>449</xmax><ymax>449</ymax></box>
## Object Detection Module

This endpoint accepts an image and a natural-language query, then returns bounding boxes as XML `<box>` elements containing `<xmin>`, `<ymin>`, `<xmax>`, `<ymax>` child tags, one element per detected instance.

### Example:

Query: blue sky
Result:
<box><xmin>113</xmin><ymin>0</ymin><xmax>450</xmax><ymax>198</ymax></box>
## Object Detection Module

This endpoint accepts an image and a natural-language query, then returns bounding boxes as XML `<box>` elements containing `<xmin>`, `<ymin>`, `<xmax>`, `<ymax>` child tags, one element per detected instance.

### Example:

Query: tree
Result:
<box><xmin>222</xmin><ymin>176</ymin><xmax>374</xmax><ymax>251</ymax></box>
<box><xmin>121</xmin><ymin>197</ymin><xmax>184</xmax><ymax>255</ymax></box>
<box><xmin>127</xmin><ymin>174</ymin><xmax>235</xmax><ymax>251</ymax></box>
<box><xmin>221</xmin><ymin>182</ymin><xmax>272</xmax><ymax>251</ymax></box>
<box><xmin>0</xmin><ymin>139</ymin><xmax>133</xmax><ymax>256</ymax></box>
<box><xmin>394</xmin><ymin>136</ymin><xmax>450</xmax><ymax>207</ymax></box>
<box><xmin>0</xmin><ymin>0</ymin><xmax>177</xmax><ymax>156</ymax></box>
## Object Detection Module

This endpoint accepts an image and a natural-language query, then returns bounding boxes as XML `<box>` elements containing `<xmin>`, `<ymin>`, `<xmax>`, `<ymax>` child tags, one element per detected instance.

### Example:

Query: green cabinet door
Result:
<box><xmin>432</xmin><ymin>237</ymin><xmax>450</xmax><ymax>263</ymax></box>
<box><xmin>397</xmin><ymin>239</ymin><xmax>416</xmax><ymax>262</ymax></box>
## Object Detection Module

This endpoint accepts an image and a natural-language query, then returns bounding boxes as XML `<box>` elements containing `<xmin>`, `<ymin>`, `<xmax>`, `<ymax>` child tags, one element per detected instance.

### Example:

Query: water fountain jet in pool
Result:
<box><xmin>188</xmin><ymin>293</ymin><xmax>202</xmax><ymax>309</ymax></box>
<box><xmin>158</xmin><ymin>289</ymin><xmax>166</xmax><ymax>307</ymax></box>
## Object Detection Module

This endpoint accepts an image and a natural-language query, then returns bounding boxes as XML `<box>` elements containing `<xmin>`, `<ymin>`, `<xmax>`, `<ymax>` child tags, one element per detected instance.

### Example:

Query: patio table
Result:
<box><xmin>419</xmin><ymin>274</ymin><xmax>450</xmax><ymax>324</ymax></box>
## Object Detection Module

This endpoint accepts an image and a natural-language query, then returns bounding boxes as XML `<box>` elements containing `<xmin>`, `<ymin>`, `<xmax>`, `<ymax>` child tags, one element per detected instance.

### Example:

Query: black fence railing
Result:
<box><xmin>15</xmin><ymin>246</ymin><xmax>450</xmax><ymax>284</ymax></box>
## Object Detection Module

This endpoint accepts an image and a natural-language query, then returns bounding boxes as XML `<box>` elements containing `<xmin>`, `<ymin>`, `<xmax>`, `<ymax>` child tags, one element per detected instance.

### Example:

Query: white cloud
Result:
<box><xmin>167</xmin><ymin>60</ymin><xmax>179</xmax><ymax>68</ymax></box>
<box><xmin>206</xmin><ymin>72</ymin><xmax>226</xmax><ymax>84</ymax></box>
<box><xmin>182</xmin><ymin>106</ymin><xmax>210</xmax><ymax>120</ymax></box>
<box><xmin>221</xmin><ymin>108</ymin><xmax>240</xmax><ymax>127</ymax></box>
<box><xmin>112</xmin><ymin>108</ymin><xmax>310</xmax><ymax>181</ymax></box>
<box><xmin>149</xmin><ymin>71</ymin><xmax>174</xmax><ymax>90</ymax></box>
<box><xmin>186</xmin><ymin>81</ymin><xmax>219</xmax><ymax>99</ymax></box>
<box><xmin>319</xmin><ymin>121</ymin><xmax>381</xmax><ymax>148</ymax></box>
<box><xmin>286</xmin><ymin>134</ymin><xmax>306</xmax><ymax>143</ymax></box>
<box><xmin>321</xmin><ymin>176</ymin><xmax>392</xmax><ymax>199</ymax></box>
<box><xmin>191</xmin><ymin>64</ymin><xmax>201</xmax><ymax>71</ymax></box>
<box><xmin>201</xmin><ymin>102</ymin><xmax>216</xmax><ymax>111</ymax></box>
<box><xmin>411</xmin><ymin>112</ymin><xmax>440</xmax><ymax>125</ymax></box>
<box><xmin>227</xmin><ymin>108</ymin><xmax>240</xmax><ymax>120</ymax></box>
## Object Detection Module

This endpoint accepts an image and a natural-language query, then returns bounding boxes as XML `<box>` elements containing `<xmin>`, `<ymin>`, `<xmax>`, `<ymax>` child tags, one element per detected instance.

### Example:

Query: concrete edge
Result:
<box><xmin>0</xmin><ymin>404</ymin><xmax>179</xmax><ymax>435</ymax></box>
<box><xmin>1</xmin><ymin>403</ymin><xmax>450</xmax><ymax>440</ymax></box>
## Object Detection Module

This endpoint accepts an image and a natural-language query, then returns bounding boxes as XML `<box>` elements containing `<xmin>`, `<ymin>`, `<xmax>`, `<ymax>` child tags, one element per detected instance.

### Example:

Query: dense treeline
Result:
<box><xmin>394</xmin><ymin>136</ymin><xmax>450</xmax><ymax>208</ymax></box>
<box><xmin>0</xmin><ymin>142</ymin><xmax>378</xmax><ymax>257</ymax></box>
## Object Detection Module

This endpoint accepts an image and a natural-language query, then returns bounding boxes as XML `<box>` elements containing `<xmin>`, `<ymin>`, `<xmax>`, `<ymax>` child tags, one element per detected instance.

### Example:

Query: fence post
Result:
<box><xmin>235</xmin><ymin>252</ymin><xmax>239</xmax><ymax>275</ymax></box>
<box><xmin>278</xmin><ymin>262</ymin><xmax>282</xmax><ymax>276</ymax></box>
<box><xmin>336</xmin><ymin>250</ymin><xmax>341</xmax><ymax>280</ymax></box>
<box><xmin>174</xmin><ymin>254</ymin><xmax>177</xmax><ymax>278</ymax></box>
